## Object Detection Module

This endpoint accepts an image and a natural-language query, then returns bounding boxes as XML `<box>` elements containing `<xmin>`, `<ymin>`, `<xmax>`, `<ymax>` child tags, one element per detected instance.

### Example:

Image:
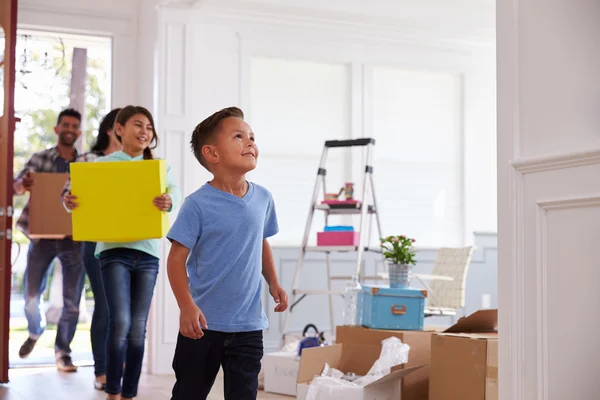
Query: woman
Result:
<box><xmin>62</xmin><ymin>108</ymin><xmax>122</xmax><ymax>391</ymax></box>
<box><xmin>64</xmin><ymin>106</ymin><xmax>181</xmax><ymax>400</ymax></box>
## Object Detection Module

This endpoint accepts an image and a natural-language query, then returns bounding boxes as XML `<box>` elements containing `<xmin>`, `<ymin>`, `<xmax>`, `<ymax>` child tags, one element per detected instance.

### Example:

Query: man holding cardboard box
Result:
<box><xmin>13</xmin><ymin>108</ymin><xmax>85</xmax><ymax>372</ymax></box>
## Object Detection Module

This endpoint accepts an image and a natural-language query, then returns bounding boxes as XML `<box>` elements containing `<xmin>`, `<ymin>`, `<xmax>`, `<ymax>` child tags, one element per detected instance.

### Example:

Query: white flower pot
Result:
<box><xmin>388</xmin><ymin>263</ymin><xmax>411</xmax><ymax>289</ymax></box>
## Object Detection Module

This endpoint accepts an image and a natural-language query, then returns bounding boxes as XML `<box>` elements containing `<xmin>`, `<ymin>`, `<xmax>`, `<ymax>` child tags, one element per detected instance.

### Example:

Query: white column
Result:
<box><xmin>497</xmin><ymin>1</ymin><xmax>600</xmax><ymax>399</ymax></box>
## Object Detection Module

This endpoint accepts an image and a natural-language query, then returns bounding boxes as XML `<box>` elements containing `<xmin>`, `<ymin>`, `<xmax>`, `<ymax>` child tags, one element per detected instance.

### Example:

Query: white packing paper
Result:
<box><xmin>305</xmin><ymin>337</ymin><xmax>411</xmax><ymax>400</ymax></box>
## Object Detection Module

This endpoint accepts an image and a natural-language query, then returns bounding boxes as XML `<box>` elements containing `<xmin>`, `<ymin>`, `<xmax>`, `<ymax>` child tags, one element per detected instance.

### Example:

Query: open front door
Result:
<box><xmin>0</xmin><ymin>0</ymin><xmax>17</xmax><ymax>384</ymax></box>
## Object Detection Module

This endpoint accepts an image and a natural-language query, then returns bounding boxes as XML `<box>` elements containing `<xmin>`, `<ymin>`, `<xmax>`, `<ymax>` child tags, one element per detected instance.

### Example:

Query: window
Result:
<box><xmin>14</xmin><ymin>30</ymin><xmax>112</xmax><ymax>177</ymax></box>
<box><xmin>247</xmin><ymin>57</ymin><xmax>351</xmax><ymax>246</ymax></box>
<box><xmin>371</xmin><ymin>67</ymin><xmax>463</xmax><ymax>246</ymax></box>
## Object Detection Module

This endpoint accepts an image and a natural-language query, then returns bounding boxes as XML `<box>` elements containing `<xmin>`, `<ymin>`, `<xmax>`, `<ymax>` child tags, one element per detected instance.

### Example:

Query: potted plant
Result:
<box><xmin>380</xmin><ymin>235</ymin><xmax>416</xmax><ymax>288</ymax></box>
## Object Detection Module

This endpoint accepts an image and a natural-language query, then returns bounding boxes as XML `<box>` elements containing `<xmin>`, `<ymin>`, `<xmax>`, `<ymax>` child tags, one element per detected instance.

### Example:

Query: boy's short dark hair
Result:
<box><xmin>190</xmin><ymin>107</ymin><xmax>245</xmax><ymax>170</ymax></box>
<box><xmin>57</xmin><ymin>108</ymin><xmax>82</xmax><ymax>125</ymax></box>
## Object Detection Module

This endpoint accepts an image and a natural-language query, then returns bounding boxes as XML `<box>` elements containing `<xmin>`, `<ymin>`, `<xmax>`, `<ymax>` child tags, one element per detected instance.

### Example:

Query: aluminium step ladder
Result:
<box><xmin>280</xmin><ymin>138</ymin><xmax>385</xmax><ymax>340</ymax></box>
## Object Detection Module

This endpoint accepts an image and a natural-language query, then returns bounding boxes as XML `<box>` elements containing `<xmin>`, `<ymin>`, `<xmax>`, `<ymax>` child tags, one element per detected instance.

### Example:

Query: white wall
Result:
<box><xmin>497</xmin><ymin>0</ymin><xmax>600</xmax><ymax>399</ymax></box>
<box><xmin>157</xmin><ymin>5</ymin><xmax>497</xmax><ymax>245</ymax></box>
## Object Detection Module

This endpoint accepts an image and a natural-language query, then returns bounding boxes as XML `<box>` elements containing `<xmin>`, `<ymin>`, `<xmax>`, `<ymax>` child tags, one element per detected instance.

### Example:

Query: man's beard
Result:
<box><xmin>58</xmin><ymin>132</ymin><xmax>77</xmax><ymax>146</ymax></box>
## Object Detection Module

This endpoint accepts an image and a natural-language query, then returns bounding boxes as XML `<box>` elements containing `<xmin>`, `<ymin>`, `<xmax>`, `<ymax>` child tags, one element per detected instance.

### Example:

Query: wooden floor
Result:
<box><xmin>0</xmin><ymin>366</ymin><xmax>292</xmax><ymax>399</ymax></box>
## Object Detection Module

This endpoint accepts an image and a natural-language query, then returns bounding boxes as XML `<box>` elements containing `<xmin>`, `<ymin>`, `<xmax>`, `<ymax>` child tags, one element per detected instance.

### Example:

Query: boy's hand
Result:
<box><xmin>180</xmin><ymin>303</ymin><xmax>208</xmax><ymax>339</ymax></box>
<box><xmin>64</xmin><ymin>191</ymin><xmax>79</xmax><ymax>210</ymax></box>
<box><xmin>269</xmin><ymin>284</ymin><xmax>288</xmax><ymax>312</ymax></box>
<box><xmin>153</xmin><ymin>194</ymin><xmax>172</xmax><ymax>211</ymax></box>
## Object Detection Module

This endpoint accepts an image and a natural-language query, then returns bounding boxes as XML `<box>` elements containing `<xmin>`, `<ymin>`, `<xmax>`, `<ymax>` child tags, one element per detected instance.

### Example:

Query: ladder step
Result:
<box><xmin>324</xmin><ymin>138</ymin><xmax>375</xmax><ymax>148</ymax></box>
<box><xmin>294</xmin><ymin>289</ymin><xmax>345</xmax><ymax>295</ymax></box>
<box><xmin>304</xmin><ymin>246</ymin><xmax>381</xmax><ymax>253</ymax></box>
<box><xmin>314</xmin><ymin>204</ymin><xmax>376</xmax><ymax>214</ymax></box>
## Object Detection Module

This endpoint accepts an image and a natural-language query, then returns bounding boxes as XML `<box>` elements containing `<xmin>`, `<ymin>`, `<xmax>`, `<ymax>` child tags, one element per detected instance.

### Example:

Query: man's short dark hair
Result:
<box><xmin>190</xmin><ymin>107</ymin><xmax>244</xmax><ymax>170</ymax></box>
<box><xmin>57</xmin><ymin>108</ymin><xmax>82</xmax><ymax>125</ymax></box>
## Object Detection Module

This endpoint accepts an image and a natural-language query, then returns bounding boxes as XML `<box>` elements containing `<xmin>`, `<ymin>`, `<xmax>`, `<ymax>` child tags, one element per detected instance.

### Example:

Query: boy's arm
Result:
<box><xmin>262</xmin><ymin>239</ymin><xmax>279</xmax><ymax>286</ymax></box>
<box><xmin>166</xmin><ymin>196</ymin><xmax>206</xmax><ymax>338</ymax></box>
<box><xmin>262</xmin><ymin>239</ymin><xmax>288</xmax><ymax>312</ymax></box>
<box><xmin>167</xmin><ymin>241</ymin><xmax>207</xmax><ymax>338</ymax></box>
<box><xmin>167</xmin><ymin>242</ymin><xmax>194</xmax><ymax>309</ymax></box>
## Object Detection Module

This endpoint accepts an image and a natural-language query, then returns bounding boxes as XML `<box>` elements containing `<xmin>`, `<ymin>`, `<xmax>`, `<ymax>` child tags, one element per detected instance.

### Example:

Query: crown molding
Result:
<box><xmin>160</xmin><ymin>0</ymin><xmax>495</xmax><ymax>49</ymax></box>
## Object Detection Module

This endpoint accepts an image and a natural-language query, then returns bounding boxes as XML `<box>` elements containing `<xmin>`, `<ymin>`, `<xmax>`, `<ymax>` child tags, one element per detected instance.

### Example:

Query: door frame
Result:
<box><xmin>0</xmin><ymin>4</ymin><xmax>137</xmax><ymax>378</ymax></box>
<box><xmin>0</xmin><ymin>0</ymin><xmax>18</xmax><ymax>384</ymax></box>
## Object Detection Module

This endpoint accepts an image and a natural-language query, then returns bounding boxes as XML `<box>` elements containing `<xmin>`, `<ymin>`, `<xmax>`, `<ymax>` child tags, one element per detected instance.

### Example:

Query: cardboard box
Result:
<box><xmin>429</xmin><ymin>309</ymin><xmax>498</xmax><ymax>400</ymax></box>
<box><xmin>263</xmin><ymin>351</ymin><xmax>300</xmax><ymax>396</ymax></box>
<box><xmin>29</xmin><ymin>173</ymin><xmax>72</xmax><ymax>238</ymax></box>
<box><xmin>336</xmin><ymin>326</ymin><xmax>432</xmax><ymax>400</ymax></box>
<box><xmin>70</xmin><ymin>160</ymin><xmax>168</xmax><ymax>242</ymax></box>
<box><xmin>296</xmin><ymin>343</ymin><xmax>422</xmax><ymax>400</ymax></box>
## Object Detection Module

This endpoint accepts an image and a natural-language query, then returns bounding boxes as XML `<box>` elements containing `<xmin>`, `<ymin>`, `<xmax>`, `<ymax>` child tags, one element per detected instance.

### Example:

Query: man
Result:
<box><xmin>13</xmin><ymin>108</ymin><xmax>85</xmax><ymax>372</ymax></box>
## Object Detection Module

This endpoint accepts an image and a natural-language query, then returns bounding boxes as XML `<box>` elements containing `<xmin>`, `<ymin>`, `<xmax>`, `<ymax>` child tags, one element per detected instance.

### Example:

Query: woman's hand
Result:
<box><xmin>153</xmin><ymin>194</ymin><xmax>172</xmax><ymax>211</ymax></box>
<box><xmin>64</xmin><ymin>191</ymin><xmax>79</xmax><ymax>210</ymax></box>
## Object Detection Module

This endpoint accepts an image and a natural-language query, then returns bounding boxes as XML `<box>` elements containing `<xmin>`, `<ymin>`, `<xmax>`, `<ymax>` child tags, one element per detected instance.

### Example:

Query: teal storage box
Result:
<box><xmin>358</xmin><ymin>285</ymin><xmax>427</xmax><ymax>330</ymax></box>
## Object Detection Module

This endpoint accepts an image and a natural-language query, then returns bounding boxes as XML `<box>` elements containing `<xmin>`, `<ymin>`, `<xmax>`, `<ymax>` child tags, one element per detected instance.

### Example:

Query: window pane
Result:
<box><xmin>372</xmin><ymin>67</ymin><xmax>463</xmax><ymax>246</ymax></box>
<box><xmin>248</xmin><ymin>57</ymin><xmax>351</xmax><ymax>246</ymax></box>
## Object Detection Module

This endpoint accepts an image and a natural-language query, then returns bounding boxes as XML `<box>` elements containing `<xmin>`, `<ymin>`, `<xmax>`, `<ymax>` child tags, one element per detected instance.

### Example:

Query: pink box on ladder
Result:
<box><xmin>317</xmin><ymin>231</ymin><xmax>361</xmax><ymax>246</ymax></box>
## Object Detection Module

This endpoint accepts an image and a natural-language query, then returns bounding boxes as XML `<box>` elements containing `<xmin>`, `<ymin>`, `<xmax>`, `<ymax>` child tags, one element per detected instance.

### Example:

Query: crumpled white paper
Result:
<box><xmin>305</xmin><ymin>337</ymin><xmax>411</xmax><ymax>400</ymax></box>
<box><xmin>322</xmin><ymin>363</ymin><xmax>345</xmax><ymax>380</ymax></box>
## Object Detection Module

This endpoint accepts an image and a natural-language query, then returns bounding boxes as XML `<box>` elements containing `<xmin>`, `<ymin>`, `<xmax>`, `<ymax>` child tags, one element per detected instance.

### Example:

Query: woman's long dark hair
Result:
<box><xmin>90</xmin><ymin>108</ymin><xmax>121</xmax><ymax>155</ymax></box>
<box><xmin>114</xmin><ymin>106</ymin><xmax>158</xmax><ymax>160</ymax></box>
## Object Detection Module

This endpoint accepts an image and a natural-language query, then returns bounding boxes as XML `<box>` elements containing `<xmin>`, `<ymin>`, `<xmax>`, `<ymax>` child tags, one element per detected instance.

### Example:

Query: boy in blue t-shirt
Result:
<box><xmin>166</xmin><ymin>106</ymin><xmax>288</xmax><ymax>400</ymax></box>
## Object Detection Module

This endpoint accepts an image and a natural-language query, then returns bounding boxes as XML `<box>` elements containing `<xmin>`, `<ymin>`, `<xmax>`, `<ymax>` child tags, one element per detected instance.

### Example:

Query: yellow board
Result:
<box><xmin>70</xmin><ymin>160</ymin><xmax>168</xmax><ymax>242</ymax></box>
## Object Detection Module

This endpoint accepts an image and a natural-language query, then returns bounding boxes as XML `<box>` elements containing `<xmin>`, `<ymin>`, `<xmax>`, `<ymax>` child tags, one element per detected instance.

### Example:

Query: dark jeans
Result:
<box><xmin>171</xmin><ymin>330</ymin><xmax>264</xmax><ymax>400</ymax></box>
<box><xmin>81</xmin><ymin>241</ymin><xmax>109</xmax><ymax>377</ymax></box>
<box><xmin>23</xmin><ymin>238</ymin><xmax>83</xmax><ymax>356</ymax></box>
<box><xmin>100</xmin><ymin>248</ymin><xmax>159</xmax><ymax>398</ymax></box>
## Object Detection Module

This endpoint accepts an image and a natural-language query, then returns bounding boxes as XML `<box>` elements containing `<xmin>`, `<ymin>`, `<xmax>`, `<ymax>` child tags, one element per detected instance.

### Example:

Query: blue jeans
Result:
<box><xmin>171</xmin><ymin>330</ymin><xmax>264</xmax><ymax>400</ymax></box>
<box><xmin>23</xmin><ymin>238</ymin><xmax>84</xmax><ymax>356</ymax></box>
<box><xmin>100</xmin><ymin>248</ymin><xmax>159</xmax><ymax>398</ymax></box>
<box><xmin>81</xmin><ymin>241</ymin><xmax>109</xmax><ymax>377</ymax></box>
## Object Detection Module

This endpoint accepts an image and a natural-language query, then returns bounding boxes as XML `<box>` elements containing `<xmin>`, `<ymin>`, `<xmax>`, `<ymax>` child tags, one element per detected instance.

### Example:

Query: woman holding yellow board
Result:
<box><xmin>64</xmin><ymin>106</ymin><xmax>181</xmax><ymax>400</ymax></box>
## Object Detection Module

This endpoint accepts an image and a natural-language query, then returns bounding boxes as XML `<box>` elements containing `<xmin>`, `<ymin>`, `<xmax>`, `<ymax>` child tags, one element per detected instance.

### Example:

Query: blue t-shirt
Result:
<box><xmin>166</xmin><ymin>181</ymin><xmax>278</xmax><ymax>333</ymax></box>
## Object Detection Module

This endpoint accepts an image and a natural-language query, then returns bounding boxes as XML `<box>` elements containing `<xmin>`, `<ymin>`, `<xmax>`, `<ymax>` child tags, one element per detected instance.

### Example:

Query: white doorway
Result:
<box><xmin>10</xmin><ymin>30</ymin><xmax>111</xmax><ymax>368</ymax></box>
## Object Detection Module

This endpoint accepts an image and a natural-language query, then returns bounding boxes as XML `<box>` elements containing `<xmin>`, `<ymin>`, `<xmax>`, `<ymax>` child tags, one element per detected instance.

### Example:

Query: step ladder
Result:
<box><xmin>280</xmin><ymin>138</ymin><xmax>384</xmax><ymax>339</ymax></box>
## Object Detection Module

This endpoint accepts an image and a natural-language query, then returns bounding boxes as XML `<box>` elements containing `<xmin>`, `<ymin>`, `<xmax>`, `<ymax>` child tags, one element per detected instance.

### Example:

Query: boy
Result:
<box><xmin>166</xmin><ymin>107</ymin><xmax>288</xmax><ymax>400</ymax></box>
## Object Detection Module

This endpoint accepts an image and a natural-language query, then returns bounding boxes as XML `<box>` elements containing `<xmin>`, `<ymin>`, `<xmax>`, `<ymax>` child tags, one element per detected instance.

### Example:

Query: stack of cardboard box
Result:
<box><xmin>263</xmin><ymin>309</ymin><xmax>498</xmax><ymax>399</ymax></box>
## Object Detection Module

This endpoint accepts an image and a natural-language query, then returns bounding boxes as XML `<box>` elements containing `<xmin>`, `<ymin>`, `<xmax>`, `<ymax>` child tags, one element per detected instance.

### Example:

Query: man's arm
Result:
<box><xmin>14</xmin><ymin>154</ymin><xmax>41</xmax><ymax>195</ymax></box>
<box><xmin>14</xmin><ymin>176</ymin><xmax>27</xmax><ymax>195</ymax></box>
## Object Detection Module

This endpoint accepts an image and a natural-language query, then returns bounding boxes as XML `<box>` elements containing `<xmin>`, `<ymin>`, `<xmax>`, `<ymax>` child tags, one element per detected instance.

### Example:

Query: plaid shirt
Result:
<box><xmin>60</xmin><ymin>151</ymin><xmax>103</xmax><ymax>200</ymax></box>
<box><xmin>15</xmin><ymin>146</ymin><xmax>79</xmax><ymax>236</ymax></box>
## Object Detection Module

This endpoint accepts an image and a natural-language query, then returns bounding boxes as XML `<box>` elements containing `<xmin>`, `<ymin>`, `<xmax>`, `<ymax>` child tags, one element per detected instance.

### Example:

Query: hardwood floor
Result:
<box><xmin>0</xmin><ymin>366</ymin><xmax>292</xmax><ymax>399</ymax></box>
